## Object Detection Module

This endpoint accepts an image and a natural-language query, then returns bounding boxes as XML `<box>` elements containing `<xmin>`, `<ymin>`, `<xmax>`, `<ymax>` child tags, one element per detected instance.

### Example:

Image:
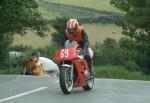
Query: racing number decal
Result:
<box><xmin>60</xmin><ymin>49</ymin><xmax>69</xmax><ymax>58</ymax></box>
<box><xmin>64</xmin><ymin>49</ymin><xmax>69</xmax><ymax>58</ymax></box>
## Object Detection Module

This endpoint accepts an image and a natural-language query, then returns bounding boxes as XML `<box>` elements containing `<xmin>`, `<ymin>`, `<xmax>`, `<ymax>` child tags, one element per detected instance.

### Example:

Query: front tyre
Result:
<box><xmin>59</xmin><ymin>67</ymin><xmax>73</xmax><ymax>94</ymax></box>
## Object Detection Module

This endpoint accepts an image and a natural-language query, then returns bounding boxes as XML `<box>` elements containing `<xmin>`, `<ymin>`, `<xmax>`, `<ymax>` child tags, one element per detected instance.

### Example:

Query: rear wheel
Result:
<box><xmin>82</xmin><ymin>76</ymin><xmax>94</xmax><ymax>90</ymax></box>
<box><xmin>82</xmin><ymin>66</ymin><xmax>95</xmax><ymax>90</ymax></box>
<box><xmin>59</xmin><ymin>67</ymin><xmax>73</xmax><ymax>94</ymax></box>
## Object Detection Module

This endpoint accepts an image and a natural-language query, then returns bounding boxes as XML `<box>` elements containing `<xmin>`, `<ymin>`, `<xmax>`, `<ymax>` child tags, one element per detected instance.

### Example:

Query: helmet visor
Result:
<box><xmin>67</xmin><ymin>28</ymin><xmax>77</xmax><ymax>36</ymax></box>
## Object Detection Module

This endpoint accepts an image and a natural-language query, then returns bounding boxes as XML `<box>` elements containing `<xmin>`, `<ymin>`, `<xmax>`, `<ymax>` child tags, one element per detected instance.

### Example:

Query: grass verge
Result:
<box><xmin>95</xmin><ymin>65</ymin><xmax>150</xmax><ymax>81</ymax></box>
<box><xmin>0</xmin><ymin>67</ymin><xmax>23</xmax><ymax>75</ymax></box>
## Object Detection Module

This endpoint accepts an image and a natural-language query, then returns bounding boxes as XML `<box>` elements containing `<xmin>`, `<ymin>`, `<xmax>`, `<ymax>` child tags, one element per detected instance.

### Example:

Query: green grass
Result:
<box><xmin>38</xmin><ymin>6</ymin><xmax>61</xmax><ymax>20</ymax></box>
<box><xmin>95</xmin><ymin>65</ymin><xmax>150</xmax><ymax>81</ymax></box>
<box><xmin>38</xmin><ymin>0</ymin><xmax>123</xmax><ymax>21</ymax></box>
<box><xmin>0</xmin><ymin>67</ymin><xmax>23</xmax><ymax>75</ymax></box>
<box><xmin>39</xmin><ymin>0</ymin><xmax>121</xmax><ymax>13</ymax></box>
<box><xmin>0</xmin><ymin>69</ymin><xmax>8</xmax><ymax>74</ymax></box>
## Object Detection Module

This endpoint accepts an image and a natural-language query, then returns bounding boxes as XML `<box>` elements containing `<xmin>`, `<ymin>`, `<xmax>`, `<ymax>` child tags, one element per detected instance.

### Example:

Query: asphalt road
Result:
<box><xmin>0</xmin><ymin>75</ymin><xmax>150</xmax><ymax>103</ymax></box>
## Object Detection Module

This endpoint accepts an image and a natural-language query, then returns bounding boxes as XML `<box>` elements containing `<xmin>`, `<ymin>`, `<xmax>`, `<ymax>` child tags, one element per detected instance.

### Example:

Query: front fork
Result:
<box><xmin>70</xmin><ymin>63</ymin><xmax>74</xmax><ymax>81</ymax></box>
<box><xmin>61</xmin><ymin>62</ymin><xmax>74</xmax><ymax>81</ymax></box>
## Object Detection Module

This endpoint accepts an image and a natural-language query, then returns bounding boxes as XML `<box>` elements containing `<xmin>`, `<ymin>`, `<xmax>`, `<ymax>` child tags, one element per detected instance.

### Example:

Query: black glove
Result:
<box><xmin>81</xmin><ymin>50</ymin><xmax>86</xmax><ymax>57</ymax></box>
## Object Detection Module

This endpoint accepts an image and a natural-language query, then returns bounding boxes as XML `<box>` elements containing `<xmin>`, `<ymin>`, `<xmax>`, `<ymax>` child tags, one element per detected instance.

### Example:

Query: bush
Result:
<box><xmin>10</xmin><ymin>44</ymin><xmax>32</xmax><ymax>52</ymax></box>
<box><xmin>10</xmin><ymin>44</ymin><xmax>33</xmax><ymax>57</ymax></box>
<box><xmin>135</xmin><ymin>43</ymin><xmax>150</xmax><ymax>74</ymax></box>
<box><xmin>35</xmin><ymin>43</ymin><xmax>58</xmax><ymax>59</ymax></box>
<box><xmin>92</xmin><ymin>38</ymin><xmax>123</xmax><ymax>66</ymax></box>
<box><xmin>92</xmin><ymin>42</ymin><xmax>103</xmax><ymax>65</ymax></box>
<box><xmin>118</xmin><ymin>37</ymin><xmax>149</xmax><ymax>72</ymax></box>
<box><xmin>122</xmin><ymin>61</ymin><xmax>141</xmax><ymax>72</ymax></box>
<box><xmin>92</xmin><ymin>37</ymin><xmax>147</xmax><ymax>73</ymax></box>
<box><xmin>101</xmin><ymin>38</ymin><xmax>122</xmax><ymax>65</ymax></box>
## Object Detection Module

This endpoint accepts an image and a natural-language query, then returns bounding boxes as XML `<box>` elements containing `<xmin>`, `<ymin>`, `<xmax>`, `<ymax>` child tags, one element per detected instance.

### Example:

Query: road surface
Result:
<box><xmin>0</xmin><ymin>75</ymin><xmax>150</xmax><ymax>103</ymax></box>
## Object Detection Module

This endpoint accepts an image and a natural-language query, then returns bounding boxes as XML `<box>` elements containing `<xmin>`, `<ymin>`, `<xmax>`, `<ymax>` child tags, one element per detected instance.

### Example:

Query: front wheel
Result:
<box><xmin>59</xmin><ymin>67</ymin><xmax>73</xmax><ymax>94</ymax></box>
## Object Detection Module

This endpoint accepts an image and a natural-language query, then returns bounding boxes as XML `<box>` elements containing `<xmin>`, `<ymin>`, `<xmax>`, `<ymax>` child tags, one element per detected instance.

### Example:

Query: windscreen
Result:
<box><xmin>65</xmin><ymin>40</ymin><xmax>77</xmax><ymax>48</ymax></box>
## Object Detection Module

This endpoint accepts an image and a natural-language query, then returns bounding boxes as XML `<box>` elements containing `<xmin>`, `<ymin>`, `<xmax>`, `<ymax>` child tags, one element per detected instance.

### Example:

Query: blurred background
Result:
<box><xmin>0</xmin><ymin>0</ymin><xmax>149</xmax><ymax>80</ymax></box>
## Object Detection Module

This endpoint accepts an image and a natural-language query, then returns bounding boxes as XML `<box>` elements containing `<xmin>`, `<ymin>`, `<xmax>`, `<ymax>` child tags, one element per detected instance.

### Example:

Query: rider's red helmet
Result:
<box><xmin>66</xmin><ymin>19</ymin><xmax>79</xmax><ymax>36</ymax></box>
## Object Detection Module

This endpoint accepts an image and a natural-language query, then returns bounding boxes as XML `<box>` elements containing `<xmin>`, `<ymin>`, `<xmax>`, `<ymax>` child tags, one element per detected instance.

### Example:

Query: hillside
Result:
<box><xmin>13</xmin><ymin>0</ymin><xmax>123</xmax><ymax>47</ymax></box>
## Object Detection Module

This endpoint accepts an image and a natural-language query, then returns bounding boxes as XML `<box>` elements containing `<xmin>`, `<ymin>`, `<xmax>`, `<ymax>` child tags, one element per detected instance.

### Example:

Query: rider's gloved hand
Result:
<box><xmin>81</xmin><ymin>50</ymin><xmax>86</xmax><ymax>56</ymax></box>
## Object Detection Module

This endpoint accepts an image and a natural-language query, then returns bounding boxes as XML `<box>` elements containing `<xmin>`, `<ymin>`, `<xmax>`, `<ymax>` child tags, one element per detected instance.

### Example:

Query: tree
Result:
<box><xmin>51</xmin><ymin>17</ymin><xmax>68</xmax><ymax>47</ymax></box>
<box><xmin>119</xmin><ymin>37</ymin><xmax>140</xmax><ymax>71</ymax></box>
<box><xmin>0</xmin><ymin>34</ymin><xmax>11</xmax><ymax>67</ymax></box>
<box><xmin>110</xmin><ymin>0</ymin><xmax>150</xmax><ymax>73</ymax></box>
<box><xmin>0</xmin><ymin>0</ymin><xmax>48</xmax><ymax>67</ymax></box>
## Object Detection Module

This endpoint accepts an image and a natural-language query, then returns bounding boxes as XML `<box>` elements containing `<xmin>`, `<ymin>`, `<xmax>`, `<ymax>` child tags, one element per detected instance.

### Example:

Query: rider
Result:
<box><xmin>64</xmin><ymin>18</ymin><xmax>92</xmax><ymax>71</ymax></box>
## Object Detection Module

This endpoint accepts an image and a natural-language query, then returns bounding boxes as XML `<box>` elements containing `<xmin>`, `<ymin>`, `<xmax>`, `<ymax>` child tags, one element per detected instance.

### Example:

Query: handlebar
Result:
<box><xmin>76</xmin><ymin>50</ymin><xmax>84</xmax><ymax>60</ymax></box>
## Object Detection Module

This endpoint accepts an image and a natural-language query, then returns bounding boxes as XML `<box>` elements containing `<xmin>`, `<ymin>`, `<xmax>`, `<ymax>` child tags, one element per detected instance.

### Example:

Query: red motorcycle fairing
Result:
<box><xmin>73</xmin><ymin>59</ymin><xmax>89</xmax><ymax>87</ymax></box>
<box><xmin>55</xmin><ymin>46</ymin><xmax>77</xmax><ymax>62</ymax></box>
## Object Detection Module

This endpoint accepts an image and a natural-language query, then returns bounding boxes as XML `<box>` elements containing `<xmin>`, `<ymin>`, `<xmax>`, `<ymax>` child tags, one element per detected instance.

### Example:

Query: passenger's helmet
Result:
<box><xmin>66</xmin><ymin>19</ymin><xmax>79</xmax><ymax>36</ymax></box>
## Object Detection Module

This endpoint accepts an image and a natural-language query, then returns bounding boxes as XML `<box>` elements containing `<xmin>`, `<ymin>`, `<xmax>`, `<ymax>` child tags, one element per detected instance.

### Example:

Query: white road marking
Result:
<box><xmin>54</xmin><ymin>80</ymin><xmax>59</xmax><ymax>83</ymax></box>
<box><xmin>0</xmin><ymin>87</ymin><xmax>47</xmax><ymax>103</ymax></box>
